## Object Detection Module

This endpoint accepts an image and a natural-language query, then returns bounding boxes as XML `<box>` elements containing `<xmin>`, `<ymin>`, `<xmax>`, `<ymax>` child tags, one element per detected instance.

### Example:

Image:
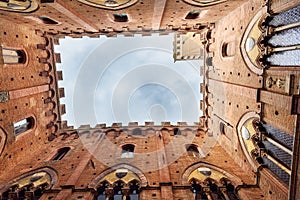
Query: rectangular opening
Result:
<box><xmin>54</xmin><ymin>33</ymin><xmax>203</xmax><ymax>128</ymax></box>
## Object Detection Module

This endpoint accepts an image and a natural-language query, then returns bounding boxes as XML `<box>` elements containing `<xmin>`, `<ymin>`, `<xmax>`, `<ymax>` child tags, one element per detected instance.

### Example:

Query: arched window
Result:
<box><xmin>2</xmin><ymin>48</ymin><xmax>26</xmax><ymax>64</ymax></box>
<box><xmin>186</xmin><ymin>144</ymin><xmax>200</xmax><ymax>157</ymax></box>
<box><xmin>129</xmin><ymin>180</ymin><xmax>139</xmax><ymax>200</ymax></box>
<box><xmin>113</xmin><ymin>181</ymin><xmax>124</xmax><ymax>200</ymax></box>
<box><xmin>52</xmin><ymin>147</ymin><xmax>70</xmax><ymax>161</ymax></box>
<box><xmin>221</xmin><ymin>42</ymin><xmax>235</xmax><ymax>57</ymax></box>
<box><xmin>121</xmin><ymin>144</ymin><xmax>134</xmax><ymax>158</ymax></box>
<box><xmin>13</xmin><ymin>117</ymin><xmax>34</xmax><ymax>136</ymax></box>
<box><xmin>190</xmin><ymin>179</ymin><xmax>202</xmax><ymax>200</ymax></box>
<box><xmin>95</xmin><ymin>181</ymin><xmax>109</xmax><ymax>200</ymax></box>
<box><xmin>0</xmin><ymin>171</ymin><xmax>53</xmax><ymax>200</ymax></box>
<box><xmin>95</xmin><ymin>180</ymin><xmax>140</xmax><ymax>200</ymax></box>
<box><xmin>0</xmin><ymin>0</ymin><xmax>31</xmax><ymax>10</ymax></box>
<box><xmin>174</xmin><ymin>128</ymin><xmax>181</xmax><ymax>135</ymax></box>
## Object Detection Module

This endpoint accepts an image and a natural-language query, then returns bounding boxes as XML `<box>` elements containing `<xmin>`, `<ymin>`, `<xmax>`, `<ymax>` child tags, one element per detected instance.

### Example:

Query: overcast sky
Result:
<box><xmin>55</xmin><ymin>33</ymin><xmax>203</xmax><ymax>128</ymax></box>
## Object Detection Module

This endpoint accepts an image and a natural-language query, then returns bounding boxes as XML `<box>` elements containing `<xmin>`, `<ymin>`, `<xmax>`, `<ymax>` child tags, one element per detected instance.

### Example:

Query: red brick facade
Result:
<box><xmin>0</xmin><ymin>0</ymin><xmax>299</xmax><ymax>199</ymax></box>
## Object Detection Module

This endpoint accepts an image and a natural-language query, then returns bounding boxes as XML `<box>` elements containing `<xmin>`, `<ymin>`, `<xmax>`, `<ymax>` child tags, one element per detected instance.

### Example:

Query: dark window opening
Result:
<box><xmin>219</xmin><ymin>122</ymin><xmax>225</xmax><ymax>135</ymax></box>
<box><xmin>222</xmin><ymin>42</ymin><xmax>235</xmax><ymax>57</ymax></box>
<box><xmin>2</xmin><ymin>48</ymin><xmax>26</xmax><ymax>64</ymax></box>
<box><xmin>39</xmin><ymin>16</ymin><xmax>58</xmax><ymax>25</ymax></box>
<box><xmin>185</xmin><ymin>10</ymin><xmax>200</xmax><ymax>19</ymax></box>
<box><xmin>186</xmin><ymin>144</ymin><xmax>200</xmax><ymax>157</ymax></box>
<box><xmin>132</xmin><ymin>128</ymin><xmax>142</xmax><ymax>135</ymax></box>
<box><xmin>121</xmin><ymin>144</ymin><xmax>135</xmax><ymax>158</ymax></box>
<box><xmin>113</xmin><ymin>181</ymin><xmax>124</xmax><ymax>200</ymax></box>
<box><xmin>52</xmin><ymin>147</ymin><xmax>70</xmax><ymax>161</ymax></box>
<box><xmin>14</xmin><ymin>117</ymin><xmax>34</xmax><ymax>136</ymax></box>
<box><xmin>113</xmin><ymin>13</ymin><xmax>128</xmax><ymax>22</ymax></box>
<box><xmin>174</xmin><ymin>128</ymin><xmax>181</xmax><ymax>135</ymax></box>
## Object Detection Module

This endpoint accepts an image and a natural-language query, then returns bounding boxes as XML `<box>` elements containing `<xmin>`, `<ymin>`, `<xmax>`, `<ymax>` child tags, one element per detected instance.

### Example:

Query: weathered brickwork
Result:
<box><xmin>0</xmin><ymin>0</ymin><xmax>299</xmax><ymax>200</ymax></box>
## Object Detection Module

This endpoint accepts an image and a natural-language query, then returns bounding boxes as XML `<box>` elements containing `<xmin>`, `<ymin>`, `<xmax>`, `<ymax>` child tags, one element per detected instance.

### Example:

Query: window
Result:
<box><xmin>95</xmin><ymin>179</ymin><xmax>140</xmax><ymax>200</ymax></box>
<box><xmin>121</xmin><ymin>144</ymin><xmax>134</xmax><ymax>158</ymax></box>
<box><xmin>221</xmin><ymin>42</ymin><xmax>235</xmax><ymax>57</ymax></box>
<box><xmin>39</xmin><ymin>16</ymin><xmax>58</xmax><ymax>25</ymax></box>
<box><xmin>2</xmin><ymin>48</ymin><xmax>26</xmax><ymax>64</ymax></box>
<box><xmin>52</xmin><ymin>147</ymin><xmax>70</xmax><ymax>161</ymax></box>
<box><xmin>0</xmin><ymin>0</ymin><xmax>31</xmax><ymax>10</ymax></box>
<box><xmin>113</xmin><ymin>13</ymin><xmax>128</xmax><ymax>22</ymax></box>
<box><xmin>190</xmin><ymin>179</ymin><xmax>202</xmax><ymax>200</ymax></box>
<box><xmin>185</xmin><ymin>10</ymin><xmax>200</xmax><ymax>19</ymax></box>
<box><xmin>174</xmin><ymin>128</ymin><xmax>181</xmax><ymax>135</ymax></box>
<box><xmin>186</xmin><ymin>144</ymin><xmax>200</xmax><ymax>157</ymax></box>
<box><xmin>219</xmin><ymin>122</ymin><xmax>225</xmax><ymax>135</ymax></box>
<box><xmin>0</xmin><ymin>171</ymin><xmax>52</xmax><ymax>200</ymax></box>
<box><xmin>14</xmin><ymin>117</ymin><xmax>34</xmax><ymax>136</ymax></box>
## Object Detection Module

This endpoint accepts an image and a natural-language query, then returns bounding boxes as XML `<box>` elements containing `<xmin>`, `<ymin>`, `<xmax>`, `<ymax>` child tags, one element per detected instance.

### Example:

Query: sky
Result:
<box><xmin>54</xmin><ymin>33</ymin><xmax>203</xmax><ymax>128</ymax></box>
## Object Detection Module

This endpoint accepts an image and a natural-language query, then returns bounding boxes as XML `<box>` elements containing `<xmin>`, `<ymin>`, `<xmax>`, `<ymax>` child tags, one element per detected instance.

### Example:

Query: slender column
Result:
<box><xmin>220</xmin><ymin>188</ymin><xmax>230</xmax><ymax>200</ymax></box>
<box><xmin>105</xmin><ymin>188</ymin><xmax>114</xmax><ymax>200</ymax></box>
<box><xmin>122</xmin><ymin>187</ymin><xmax>130</xmax><ymax>200</ymax></box>
<box><xmin>203</xmin><ymin>188</ymin><xmax>212</xmax><ymax>200</ymax></box>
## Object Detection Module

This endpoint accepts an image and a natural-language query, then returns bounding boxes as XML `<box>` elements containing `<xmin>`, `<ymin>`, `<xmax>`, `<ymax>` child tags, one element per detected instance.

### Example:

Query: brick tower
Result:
<box><xmin>0</xmin><ymin>0</ymin><xmax>299</xmax><ymax>200</ymax></box>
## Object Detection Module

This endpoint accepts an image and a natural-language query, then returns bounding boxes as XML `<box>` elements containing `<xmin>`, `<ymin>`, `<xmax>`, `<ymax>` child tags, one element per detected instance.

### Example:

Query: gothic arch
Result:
<box><xmin>0</xmin><ymin>167</ymin><xmax>58</xmax><ymax>194</ymax></box>
<box><xmin>89</xmin><ymin>164</ymin><xmax>148</xmax><ymax>188</ymax></box>
<box><xmin>236</xmin><ymin>111</ymin><xmax>260</xmax><ymax>171</ymax></box>
<box><xmin>182</xmin><ymin>0</ymin><xmax>227</xmax><ymax>7</ymax></box>
<box><xmin>0</xmin><ymin>127</ymin><xmax>7</xmax><ymax>156</ymax></box>
<box><xmin>76</xmin><ymin>0</ymin><xmax>138</xmax><ymax>10</ymax></box>
<box><xmin>240</xmin><ymin>7</ymin><xmax>267</xmax><ymax>75</ymax></box>
<box><xmin>181</xmin><ymin>162</ymin><xmax>242</xmax><ymax>186</ymax></box>
<box><xmin>0</xmin><ymin>0</ymin><xmax>39</xmax><ymax>13</ymax></box>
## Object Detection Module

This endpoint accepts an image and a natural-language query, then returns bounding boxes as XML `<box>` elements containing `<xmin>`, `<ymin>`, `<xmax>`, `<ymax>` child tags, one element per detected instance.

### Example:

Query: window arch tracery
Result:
<box><xmin>0</xmin><ymin>0</ymin><xmax>38</xmax><ymax>12</ymax></box>
<box><xmin>237</xmin><ymin>113</ymin><xmax>293</xmax><ymax>186</ymax></box>
<box><xmin>94</xmin><ymin>169</ymin><xmax>141</xmax><ymax>200</ymax></box>
<box><xmin>76</xmin><ymin>0</ymin><xmax>138</xmax><ymax>10</ymax></box>
<box><xmin>182</xmin><ymin>0</ymin><xmax>227</xmax><ymax>7</ymax></box>
<box><xmin>188</xmin><ymin>167</ymin><xmax>240</xmax><ymax>200</ymax></box>
<box><xmin>0</xmin><ymin>168</ymin><xmax>57</xmax><ymax>200</ymax></box>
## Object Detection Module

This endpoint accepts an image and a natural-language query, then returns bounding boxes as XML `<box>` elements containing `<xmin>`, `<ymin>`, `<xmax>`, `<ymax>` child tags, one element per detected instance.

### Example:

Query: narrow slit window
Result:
<box><xmin>52</xmin><ymin>147</ymin><xmax>70</xmax><ymax>161</ymax></box>
<box><xmin>39</xmin><ymin>16</ymin><xmax>58</xmax><ymax>25</ymax></box>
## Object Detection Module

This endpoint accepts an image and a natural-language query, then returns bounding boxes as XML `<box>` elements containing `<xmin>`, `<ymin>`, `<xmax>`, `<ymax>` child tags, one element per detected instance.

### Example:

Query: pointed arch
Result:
<box><xmin>0</xmin><ymin>127</ymin><xmax>7</xmax><ymax>156</ymax></box>
<box><xmin>181</xmin><ymin>162</ymin><xmax>242</xmax><ymax>186</ymax></box>
<box><xmin>89</xmin><ymin>164</ymin><xmax>148</xmax><ymax>188</ymax></box>
<box><xmin>236</xmin><ymin>111</ymin><xmax>260</xmax><ymax>170</ymax></box>
<box><xmin>0</xmin><ymin>167</ymin><xmax>58</xmax><ymax>194</ymax></box>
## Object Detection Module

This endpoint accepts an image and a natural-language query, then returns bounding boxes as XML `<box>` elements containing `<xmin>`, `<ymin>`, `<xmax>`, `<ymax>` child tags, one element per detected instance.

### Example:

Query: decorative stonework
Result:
<box><xmin>266</xmin><ymin>76</ymin><xmax>285</xmax><ymax>89</ymax></box>
<box><xmin>182</xmin><ymin>0</ymin><xmax>226</xmax><ymax>7</ymax></box>
<box><xmin>0</xmin><ymin>0</ymin><xmax>38</xmax><ymax>12</ymax></box>
<box><xmin>0</xmin><ymin>91</ymin><xmax>9</xmax><ymax>103</ymax></box>
<box><xmin>240</xmin><ymin>7</ymin><xmax>267</xmax><ymax>75</ymax></box>
<box><xmin>77</xmin><ymin>0</ymin><xmax>138</xmax><ymax>10</ymax></box>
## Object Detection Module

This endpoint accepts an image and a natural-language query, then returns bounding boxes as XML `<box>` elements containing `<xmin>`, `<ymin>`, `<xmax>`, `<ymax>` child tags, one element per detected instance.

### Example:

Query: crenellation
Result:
<box><xmin>0</xmin><ymin>0</ymin><xmax>299</xmax><ymax>200</ymax></box>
